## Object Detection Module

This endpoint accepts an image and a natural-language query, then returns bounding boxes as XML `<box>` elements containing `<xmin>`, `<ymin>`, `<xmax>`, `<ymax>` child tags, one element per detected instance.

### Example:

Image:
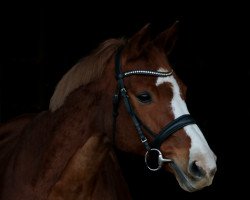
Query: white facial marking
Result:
<box><xmin>156</xmin><ymin>68</ymin><xmax>216</xmax><ymax>175</ymax></box>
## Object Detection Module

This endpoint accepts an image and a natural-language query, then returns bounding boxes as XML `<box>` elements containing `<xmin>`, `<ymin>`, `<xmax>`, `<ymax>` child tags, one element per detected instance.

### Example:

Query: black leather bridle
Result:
<box><xmin>112</xmin><ymin>49</ymin><xmax>196</xmax><ymax>171</ymax></box>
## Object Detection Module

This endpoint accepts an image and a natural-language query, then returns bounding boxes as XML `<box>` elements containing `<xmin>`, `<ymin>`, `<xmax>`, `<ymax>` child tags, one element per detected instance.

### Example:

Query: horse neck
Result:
<box><xmin>41</xmin><ymin>61</ymin><xmax>116</xmax><ymax>186</ymax></box>
<box><xmin>56</xmin><ymin>61</ymin><xmax>116</xmax><ymax>138</ymax></box>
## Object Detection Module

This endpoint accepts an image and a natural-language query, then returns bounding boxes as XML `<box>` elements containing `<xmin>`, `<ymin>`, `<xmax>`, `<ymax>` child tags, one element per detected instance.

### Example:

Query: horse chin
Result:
<box><xmin>168</xmin><ymin>162</ymin><xmax>205</xmax><ymax>192</ymax></box>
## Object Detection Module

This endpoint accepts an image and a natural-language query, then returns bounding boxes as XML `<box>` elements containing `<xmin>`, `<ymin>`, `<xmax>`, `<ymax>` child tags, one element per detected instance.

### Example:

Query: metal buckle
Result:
<box><xmin>141</xmin><ymin>137</ymin><xmax>147</xmax><ymax>143</ymax></box>
<box><xmin>145</xmin><ymin>148</ymin><xmax>172</xmax><ymax>171</ymax></box>
<box><xmin>120</xmin><ymin>88</ymin><xmax>127</xmax><ymax>93</ymax></box>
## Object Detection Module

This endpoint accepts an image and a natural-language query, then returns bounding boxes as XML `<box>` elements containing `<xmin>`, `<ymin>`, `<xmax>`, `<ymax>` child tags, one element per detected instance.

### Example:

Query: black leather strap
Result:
<box><xmin>150</xmin><ymin>114</ymin><xmax>196</xmax><ymax>148</ymax></box>
<box><xmin>113</xmin><ymin>49</ymin><xmax>150</xmax><ymax>150</ymax></box>
<box><xmin>115</xmin><ymin>47</ymin><xmax>123</xmax><ymax>79</ymax></box>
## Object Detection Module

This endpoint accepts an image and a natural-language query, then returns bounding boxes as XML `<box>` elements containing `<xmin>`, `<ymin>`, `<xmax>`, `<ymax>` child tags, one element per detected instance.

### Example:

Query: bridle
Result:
<box><xmin>112</xmin><ymin>49</ymin><xmax>196</xmax><ymax>171</ymax></box>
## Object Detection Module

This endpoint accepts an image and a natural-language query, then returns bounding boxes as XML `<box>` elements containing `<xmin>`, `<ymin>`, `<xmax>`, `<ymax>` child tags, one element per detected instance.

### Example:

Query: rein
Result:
<box><xmin>112</xmin><ymin>49</ymin><xmax>196</xmax><ymax>171</ymax></box>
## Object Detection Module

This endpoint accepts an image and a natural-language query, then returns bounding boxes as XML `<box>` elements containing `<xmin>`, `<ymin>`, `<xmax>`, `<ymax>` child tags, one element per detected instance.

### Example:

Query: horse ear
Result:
<box><xmin>125</xmin><ymin>23</ymin><xmax>151</xmax><ymax>58</ymax></box>
<box><xmin>153</xmin><ymin>21</ymin><xmax>179</xmax><ymax>55</ymax></box>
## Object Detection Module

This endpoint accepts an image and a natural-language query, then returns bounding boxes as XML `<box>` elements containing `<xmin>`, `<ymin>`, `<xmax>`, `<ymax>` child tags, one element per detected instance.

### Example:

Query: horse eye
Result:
<box><xmin>136</xmin><ymin>92</ymin><xmax>152</xmax><ymax>104</ymax></box>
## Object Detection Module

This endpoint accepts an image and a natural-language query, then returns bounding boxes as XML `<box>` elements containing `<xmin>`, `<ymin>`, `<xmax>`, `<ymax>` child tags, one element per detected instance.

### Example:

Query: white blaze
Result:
<box><xmin>156</xmin><ymin>68</ymin><xmax>216</xmax><ymax>172</ymax></box>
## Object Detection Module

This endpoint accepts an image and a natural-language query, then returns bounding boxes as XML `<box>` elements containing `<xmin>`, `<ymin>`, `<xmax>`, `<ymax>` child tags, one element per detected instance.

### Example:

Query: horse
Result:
<box><xmin>0</xmin><ymin>22</ymin><xmax>217</xmax><ymax>200</ymax></box>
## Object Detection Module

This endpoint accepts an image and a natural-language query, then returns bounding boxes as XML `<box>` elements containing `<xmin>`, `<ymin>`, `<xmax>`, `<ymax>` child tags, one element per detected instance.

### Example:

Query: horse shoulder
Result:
<box><xmin>47</xmin><ymin>134</ymin><xmax>131</xmax><ymax>200</ymax></box>
<box><xmin>47</xmin><ymin>134</ymin><xmax>110</xmax><ymax>200</ymax></box>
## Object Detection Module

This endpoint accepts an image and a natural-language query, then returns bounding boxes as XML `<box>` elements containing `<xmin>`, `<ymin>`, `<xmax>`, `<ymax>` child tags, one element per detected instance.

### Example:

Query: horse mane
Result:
<box><xmin>49</xmin><ymin>38</ymin><xmax>126</xmax><ymax>112</ymax></box>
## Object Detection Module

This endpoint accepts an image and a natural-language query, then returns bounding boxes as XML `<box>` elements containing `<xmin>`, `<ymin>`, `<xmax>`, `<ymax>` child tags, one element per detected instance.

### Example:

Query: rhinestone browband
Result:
<box><xmin>123</xmin><ymin>69</ymin><xmax>173</xmax><ymax>78</ymax></box>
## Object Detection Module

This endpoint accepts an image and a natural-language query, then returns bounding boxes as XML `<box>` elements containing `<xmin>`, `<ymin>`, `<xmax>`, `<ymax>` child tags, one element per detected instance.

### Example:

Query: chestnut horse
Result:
<box><xmin>0</xmin><ymin>22</ymin><xmax>217</xmax><ymax>200</ymax></box>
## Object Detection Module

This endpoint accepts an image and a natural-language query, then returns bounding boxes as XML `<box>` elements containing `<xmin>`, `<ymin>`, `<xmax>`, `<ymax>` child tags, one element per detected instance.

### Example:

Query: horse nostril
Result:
<box><xmin>189</xmin><ymin>161</ymin><xmax>206</xmax><ymax>179</ymax></box>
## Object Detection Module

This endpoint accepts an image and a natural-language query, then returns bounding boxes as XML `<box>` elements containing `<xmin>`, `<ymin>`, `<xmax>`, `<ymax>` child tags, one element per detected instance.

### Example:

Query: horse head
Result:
<box><xmin>113</xmin><ymin>22</ymin><xmax>217</xmax><ymax>192</ymax></box>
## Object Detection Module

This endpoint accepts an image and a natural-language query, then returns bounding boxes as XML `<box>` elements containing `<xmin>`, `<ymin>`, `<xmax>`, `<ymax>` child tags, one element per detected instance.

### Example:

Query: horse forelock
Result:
<box><xmin>49</xmin><ymin>38</ymin><xmax>126</xmax><ymax>112</ymax></box>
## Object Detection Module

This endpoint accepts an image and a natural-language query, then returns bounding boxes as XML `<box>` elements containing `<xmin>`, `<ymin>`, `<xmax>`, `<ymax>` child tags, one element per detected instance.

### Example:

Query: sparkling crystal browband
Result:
<box><xmin>122</xmin><ymin>70</ymin><xmax>173</xmax><ymax>78</ymax></box>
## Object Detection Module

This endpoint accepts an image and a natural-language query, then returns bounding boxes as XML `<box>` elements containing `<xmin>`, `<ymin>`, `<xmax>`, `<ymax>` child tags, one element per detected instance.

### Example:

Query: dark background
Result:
<box><xmin>0</xmin><ymin>2</ymin><xmax>247</xmax><ymax>199</ymax></box>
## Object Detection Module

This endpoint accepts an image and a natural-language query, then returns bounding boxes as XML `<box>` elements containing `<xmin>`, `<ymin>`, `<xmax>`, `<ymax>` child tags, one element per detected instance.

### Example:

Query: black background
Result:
<box><xmin>0</xmin><ymin>2</ymin><xmax>248</xmax><ymax>199</ymax></box>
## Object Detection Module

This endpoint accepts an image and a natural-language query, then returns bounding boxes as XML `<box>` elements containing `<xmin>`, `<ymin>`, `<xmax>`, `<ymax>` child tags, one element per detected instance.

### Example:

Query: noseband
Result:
<box><xmin>112</xmin><ymin>49</ymin><xmax>196</xmax><ymax>171</ymax></box>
